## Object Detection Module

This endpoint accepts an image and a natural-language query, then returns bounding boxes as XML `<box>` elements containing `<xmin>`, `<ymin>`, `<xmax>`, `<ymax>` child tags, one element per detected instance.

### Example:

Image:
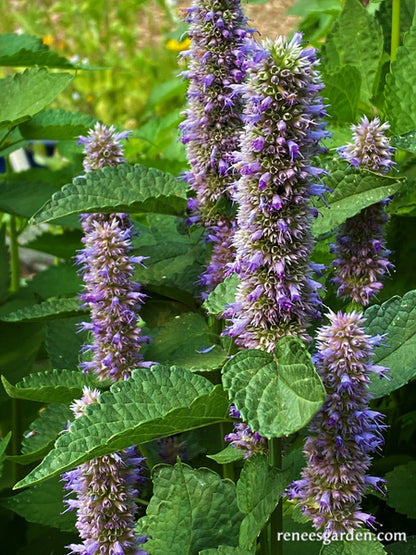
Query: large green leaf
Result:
<box><xmin>0</xmin><ymin>68</ymin><xmax>73</xmax><ymax>129</ymax></box>
<box><xmin>222</xmin><ymin>336</ymin><xmax>326</xmax><ymax>438</ymax></box>
<box><xmin>385</xmin><ymin>461</ymin><xmax>416</xmax><ymax>519</ymax></box>
<box><xmin>9</xmin><ymin>403</ymin><xmax>73</xmax><ymax>465</ymax></box>
<box><xmin>376</xmin><ymin>0</ymin><xmax>415</xmax><ymax>54</ymax></box>
<box><xmin>364</xmin><ymin>291</ymin><xmax>416</xmax><ymax>398</ymax></box>
<box><xmin>323</xmin><ymin>65</ymin><xmax>361</xmax><ymax>123</ymax></box>
<box><xmin>323</xmin><ymin>0</ymin><xmax>383</xmax><ymax>104</ymax></box>
<box><xmin>145</xmin><ymin>312</ymin><xmax>226</xmax><ymax>372</ymax></box>
<box><xmin>15</xmin><ymin>366</ymin><xmax>230</xmax><ymax>488</ymax></box>
<box><xmin>0</xmin><ymin>179</ymin><xmax>58</xmax><ymax>218</ymax></box>
<box><xmin>140</xmin><ymin>462</ymin><xmax>243</xmax><ymax>553</ymax></box>
<box><xmin>203</xmin><ymin>274</ymin><xmax>240</xmax><ymax>316</ymax></box>
<box><xmin>1</xmin><ymin>368</ymin><xmax>104</xmax><ymax>404</ymax></box>
<box><xmin>132</xmin><ymin>214</ymin><xmax>206</xmax><ymax>296</ymax></box>
<box><xmin>199</xmin><ymin>548</ymin><xmax>252</xmax><ymax>555</ymax></box>
<box><xmin>24</xmin><ymin>229</ymin><xmax>83</xmax><ymax>259</ymax></box>
<box><xmin>387</xmin><ymin>536</ymin><xmax>416</xmax><ymax>554</ymax></box>
<box><xmin>237</xmin><ymin>455</ymin><xmax>290</xmax><ymax>551</ymax></box>
<box><xmin>30</xmin><ymin>163</ymin><xmax>188</xmax><ymax>224</ymax></box>
<box><xmin>385</xmin><ymin>20</ymin><xmax>416</xmax><ymax>135</ymax></box>
<box><xmin>0</xmin><ymin>34</ymin><xmax>76</xmax><ymax>68</ymax></box>
<box><xmin>313</xmin><ymin>162</ymin><xmax>402</xmax><ymax>236</ymax></box>
<box><xmin>320</xmin><ymin>535</ymin><xmax>386</xmax><ymax>554</ymax></box>
<box><xmin>19</xmin><ymin>109</ymin><xmax>96</xmax><ymax>140</ymax></box>
<box><xmin>0</xmin><ymin>296</ymin><xmax>83</xmax><ymax>322</ymax></box>
<box><xmin>46</xmin><ymin>315</ymin><xmax>87</xmax><ymax>371</ymax></box>
<box><xmin>391</xmin><ymin>130</ymin><xmax>416</xmax><ymax>155</ymax></box>
<box><xmin>1</xmin><ymin>476</ymin><xmax>76</xmax><ymax>532</ymax></box>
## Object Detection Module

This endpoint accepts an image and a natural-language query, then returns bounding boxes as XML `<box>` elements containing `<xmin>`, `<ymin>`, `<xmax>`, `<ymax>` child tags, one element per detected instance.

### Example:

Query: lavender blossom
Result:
<box><xmin>62</xmin><ymin>125</ymin><xmax>150</xmax><ymax>554</ymax></box>
<box><xmin>224</xmin><ymin>34</ymin><xmax>329</xmax><ymax>350</ymax></box>
<box><xmin>76</xmin><ymin>124</ymin><xmax>149</xmax><ymax>381</ymax></box>
<box><xmin>333</xmin><ymin>116</ymin><xmax>395</xmax><ymax>305</ymax></box>
<box><xmin>287</xmin><ymin>311</ymin><xmax>387</xmax><ymax>535</ymax></box>
<box><xmin>62</xmin><ymin>388</ymin><xmax>148</xmax><ymax>555</ymax></box>
<box><xmin>224</xmin><ymin>406</ymin><xmax>267</xmax><ymax>458</ymax></box>
<box><xmin>180</xmin><ymin>0</ymin><xmax>254</xmax><ymax>292</ymax></box>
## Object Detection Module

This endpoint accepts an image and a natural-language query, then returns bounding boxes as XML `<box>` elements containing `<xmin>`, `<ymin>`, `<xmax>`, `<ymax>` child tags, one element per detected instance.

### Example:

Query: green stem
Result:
<box><xmin>9</xmin><ymin>215</ymin><xmax>20</xmax><ymax>293</ymax></box>
<box><xmin>269</xmin><ymin>437</ymin><xmax>283</xmax><ymax>555</ymax></box>
<box><xmin>391</xmin><ymin>0</ymin><xmax>401</xmax><ymax>63</ymax></box>
<box><xmin>220</xmin><ymin>422</ymin><xmax>235</xmax><ymax>481</ymax></box>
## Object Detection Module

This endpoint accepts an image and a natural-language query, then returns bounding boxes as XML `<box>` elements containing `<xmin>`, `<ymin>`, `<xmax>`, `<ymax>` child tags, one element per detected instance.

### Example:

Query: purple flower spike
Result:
<box><xmin>224</xmin><ymin>35</ymin><xmax>328</xmax><ymax>350</ymax></box>
<box><xmin>225</xmin><ymin>406</ymin><xmax>267</xmax><ymax>458</ymax></box>
<box><xmin>63</xmin><ymin>125</ymin><xmax>150</xmax><ymax>554</ymax></box>
<box><xmin>62</xmin><ymin>388</ymin><xmax>148</xmax><ymax>555</ymax></box>
<box><xmin>180</xmin><ymin>0</ymin><xmax>254</xmax><ymax>292</ymax></box>
<box><xmin>287</xmin><ymin>311</ymin><xmax>387</xmax><ymax>535</ymax></box>
<box><xmin>77</xmin><ymin>124</ymin><xmax>149</xmax><ymax>381</ymax></box>
<box><xmin>334</xmin><ymin>116</ymin><xmax>395</xmax><ymax>305</ymax></box>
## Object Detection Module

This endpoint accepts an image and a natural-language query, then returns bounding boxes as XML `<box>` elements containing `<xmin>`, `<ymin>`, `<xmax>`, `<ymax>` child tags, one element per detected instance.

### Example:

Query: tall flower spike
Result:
<box><xmin>180</xmin><ymin>0</ymin><xmax>254</xmax><ymax>293</ymax></box>
<box><xmin>76</xmin><ymin>123</ymin><xmax>150</xmax><ymax>381</ymax></box>
<box><xmin>224</xmin><ymin>34</ymin><xmax>329</xmax><ymax>350</ymax></box>
<box><xmin>62</xmin><ymin>388</ymin><xmax>148</xmax><ymax>555</ymax></box>
<box><xmin>287</xmin><ymin>311</ymin><xmax>387</xmax><ymax>535</ymax></box>
<box><xmin>62</xmin><ymin>124</ymin><xmax>150</xmax><ymax>554</ymax></box>
<box><xmin>333</xmin><ymin>116</ymin><xmax>395</xmax><ymax>305</ymax></box>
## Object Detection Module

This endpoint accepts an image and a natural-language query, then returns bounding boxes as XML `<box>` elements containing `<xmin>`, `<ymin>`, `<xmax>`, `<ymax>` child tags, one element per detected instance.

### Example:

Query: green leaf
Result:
<box><xmin>46</xmin><ymin>315</ymin><xmax>87</xmax><ymax>371</ymax></box>
<box><xmin>0</xmin><ymin>476</ymin><xmax>76</xmax><ymax>532</ymax></box>
<box><xmin>387</xmin><ymin>536</ymin><xmax>416</xmax><ymax>554</ymax></box>
<box><xmin>0</xmin><ymin>178</ymin><xmax>58</xmax><ymax>218</ymax></box>
<box><xmin>237</xmin><ymin>455</ymin><xmax>290</xmax><ymax>551</ymax></box>
<box><xmin>0</xmin><ymin>225</ymin><xmax>10</xmax><ymax>303</ymax></box>
<box><xmin>0</xmin><ymin>68</ymin><xmax>74</xmax><ymax>129</ymax></box>
<box><xmin>24</xmin><ymin>229</ymin><xmax>83</xmax><ymax>259</ymax></box>
<box><xmin>364</xmin><ymin>291</ymin><xmax>416</xmax><ymax>398</ymax></box>
<box><xmin>376</xmin><ymin>0</ymin><xmax>415</xmax><ymax>54</ymax></box>
<box><xmin>385</xmin><ymin>461</ymin><xmax>416</xmax><ymax>518</ymax></box>
<box><xmin>323</xmin><ymin>65</ymin><xmax>361</xmax><ymax>123</ymax></box>
<box><xmin>0</xmin><ymin>432</ymin><xmax>12</xmax><ymax>478</ymax></box>
<box><xmin>323</xmin><ymin>0</ymin><xmax>383</xmax><ymax>104</ymax></box>
<box><xmin>313</xmin><ymin>162</ymin><xmax>402</xmax><ymax>236</ymax></box>
<box><xmin>199</xmin><ymin>548</ymin><xmax>252</xmax><ymax>555</ymax></box>
<box><xmin>320</xmin><ymin>534</ymin><xmax>387</xmax><ymax>554</ymax></box>
<box><xmin>0</xmin><ymin>296</ymin><xmax>83</xmax><ymax>322</ymax></box>
<box><xmin>145</xmin><ymin>312</ymin><xmax>226</xmax><ymax>372</ymax></box>
<box><xmin>391</xmin><ymin>130</ymin><xmax>416</xmax><ymax>154</ymax></box>
<box><xmin>133</xmin><ymin>214</ymin><xmax>206</xmax><ymax>296</ymax></box>
<box><xmin>1</xmin><ymin>368</ymin><xmax>104</xmax><ymax>404</ymax></box>
<box><xmin>0</xmin><ymin>322</ymin><xmax>46</xmax><ymax>403</ymax></box>
<box><xmin>0</xmin><ymin>34</ymin><xmax>76</xmax><ymax>68</ymax></box>
<box><xmin>140</xmin><ymin>462</ymin><xmax>243</xmax><ymax>553</ymax></box>
<box><xmin>203</xmin><ymin>274</ymin><xmax>240</xmax><ymax>316</ymax></box>
<box><xmin>207</xmin><ymin>444</ymin><xmax>245</xmax><ymax>464</ymax></box>
<box><xmin>30</xmin><ymin>163</ymin><xmax>188</xmax><ymax>224</ymax></box>
<box><xmin>19</xmin><ymin>109</ymin><xmax>96</xmax><ymax>140</ymax></box>
<box><xmin>15</xmin><ymin>366</ymin><xmax>230</xmax><ymax>488</ymax></box>
<box><xmin>9</xmin><ymin>403</ymin><xmax>72</xmax><ymax>465</ymax></box>
<box><xmin>385</xmin><ymin>21</ymin><xmax>416</xmax><ymax>135</ymax></box>
<box><xmin>222</xmin><ymin>336</ymin><xmax>326</xmax><ymax>438</ymax></box>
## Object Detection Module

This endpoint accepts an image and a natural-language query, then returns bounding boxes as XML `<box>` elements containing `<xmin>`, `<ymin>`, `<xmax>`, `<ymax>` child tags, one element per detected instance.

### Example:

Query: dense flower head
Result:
<box><xmin>179</xmin><ymin>0</ymin><xmax>254</xmax><ymax>291</ymax></box>
<box><xmin>333</xmin><ymin>116</ymin><xmax>395</xmax><ymax>305</ymax></box>
<box><xmin>78</xmin><ymin>122</ymin><xmax>130</xmax><ymax>172</ymax></box>
<box><xmin>287</xmin><ymin>311</ymin><xmax>387</xmax><ymax>534</ymax></box>
<box><xmin>76</xmin><ymin>124</ymin><xmax>150</xmax><ymax>381</ymax></box>
<box><xmin>224</xmin><ymin>34</ymin><xmax>329</xmax><ymax>350</ymax></box>
<box><xmin>77</xmin><ymin>212</ymin><xmax>149</xmax><ymax>381</ymax></box>
<box><xmin>224</xmin><ymin>406</ymin><xmax>267</xmax><ymax>458</ymax></box>
<box><xmin>63</xmin><ymin>389</ymin><xmax>148</xmax><ymax>555</ymax></box>
<box><xmin>338</xmin><ymin>116</ymin><xmax>395</xmax><ymax>174</ymax></box>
